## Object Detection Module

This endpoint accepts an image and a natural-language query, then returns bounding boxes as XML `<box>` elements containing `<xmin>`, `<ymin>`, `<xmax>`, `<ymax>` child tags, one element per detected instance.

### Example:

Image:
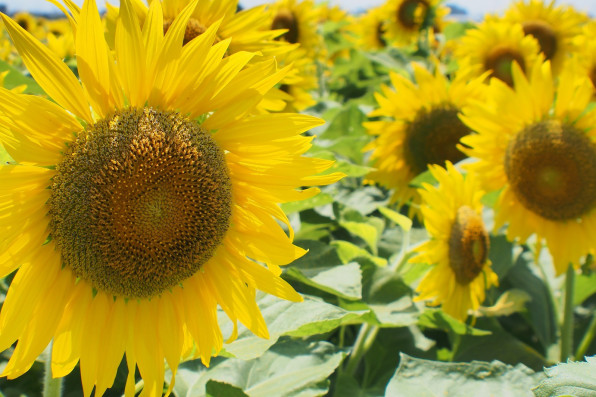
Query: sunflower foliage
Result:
<box><xmin>1</xmin><ymin>0</ymin><xmax>596</xmax><ymax>396</ymax></box>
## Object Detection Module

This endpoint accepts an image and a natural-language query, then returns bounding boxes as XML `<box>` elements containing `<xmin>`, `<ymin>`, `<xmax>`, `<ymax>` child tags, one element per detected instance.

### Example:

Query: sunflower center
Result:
<box><xmin>272</xmin><ymin>9</ymin><xmax>300</xmax><ymax>44</ymax></box>
<box><xmin>484</xmin><ymin>46</ymin><xmax>526</xmax><ymax>86</ymax></box>
<box><xmin>522</xmin><ymin>21</ymin><xmax>557</xmax><ymax>61</ymax></box>
<box><xmin>504</xmin><ymin>120</ymin><xmax>596</xmax><ymax>221</ymax></box>
<box><xmin>163</xmin><ymin>17</ymin><xmax>212</xmax><ymax>45</ymax></box>
<box><xmin>404</xmin><ymin>105</ymin><xmax>470</xmax><ymax>175</ymax></box>
<box><xmin>448</xmin><ymin>206</ymin><xmax>489</xmax><ymax>285</ymax></box>
<box><xmin>49</xmin><ymin>107</ymin><xmax>232</xmax><ymax>298</ymax></box>
<box><xmin>397</xmin><ymin>0</ymin><xmax>429</xmax><ymax>30</ymax></box>
<box><xmin>376</xmin><ymin>22</ymin><xmax>387</xmax><ymax>47</ymax></box>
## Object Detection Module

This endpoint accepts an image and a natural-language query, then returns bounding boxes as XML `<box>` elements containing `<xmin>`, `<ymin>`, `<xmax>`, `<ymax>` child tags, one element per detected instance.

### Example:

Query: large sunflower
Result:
<box><xmin>412</xmin><ymin>162</ymin><xmax>498</xmax><ymax>322</ymax></box>
<box><xmin>455</xmin><ymin>19</ymin><xmax>540</xmax><ymax>87</ymax></box>
<box><xmin>381</xmin><ymin>0</ymin><xmax>449</xmax><ymax>47</ymax></box>
<box><xmin>364</xmin><ymin>62</ymin><xmax>486</xmax><ymax>218</ymax></box>
<box><xmin>460</xmin><ymin>59</ymin><xmax>596</xmax><ymax>275</ymax></box>
<box><xmin>0</xmin><ymin>0</ymin><xmax>342</xmax><ymax>395</ymax></box>
<box><xmin>502</xmin><ymin>0</ymin><xmax>587</xmax><ymax>75</ymax></box>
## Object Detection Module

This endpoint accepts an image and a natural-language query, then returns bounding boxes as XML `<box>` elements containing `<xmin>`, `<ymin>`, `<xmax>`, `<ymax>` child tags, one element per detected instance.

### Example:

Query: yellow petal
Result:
<box><xmin>1</xmin><ymin>14</ymin><xmax>92</xmax><ymax>124</ymax></box>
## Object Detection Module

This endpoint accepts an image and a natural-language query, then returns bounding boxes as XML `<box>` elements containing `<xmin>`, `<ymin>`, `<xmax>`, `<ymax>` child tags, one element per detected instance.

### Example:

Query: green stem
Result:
<box><xmin>344</xmin><ymin>324</ymin><xmax>380</xmax><ymax>376</ymax></box>
<box><xmin>43</xmin><ymin>342</ymin><xmax>62</xmax><ymax>397</ymax></box>
<box><xmin>575</xmin><ymin>312</ymin><xmax>596</xmax><ymax>361</ymax></box>
<box><xmin>560</xmin><ymin>264</ymin><xmax>575</xmax><ymax>362</ymax></box>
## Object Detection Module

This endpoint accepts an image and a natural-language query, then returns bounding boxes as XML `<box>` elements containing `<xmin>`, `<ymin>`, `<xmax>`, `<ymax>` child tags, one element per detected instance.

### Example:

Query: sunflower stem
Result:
<box><xmin>560</xmin><ymin>264</ymin><xmax>575</xmax><ymax>362</ymax></box>
<box><xmin>43</xmin><ymin>342</ymin><xmax>62</xmax><ymax>397</ymax></box>
<box><xmin>575</xmin><ymin>313</ymin><xmax>596</xmax><ymax>361</ymax></box>
<box><xmin>345</xmin><ymin>323</ymin><xmax>379</xmax><ymax>376</ymax></box>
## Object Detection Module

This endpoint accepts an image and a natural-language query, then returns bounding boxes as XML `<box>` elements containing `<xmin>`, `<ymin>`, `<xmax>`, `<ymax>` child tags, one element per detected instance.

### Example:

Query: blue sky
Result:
<box><xmin>5</xmin><ymin>0</ymin><xmax>596</xmax><ymax>18</ymax></box>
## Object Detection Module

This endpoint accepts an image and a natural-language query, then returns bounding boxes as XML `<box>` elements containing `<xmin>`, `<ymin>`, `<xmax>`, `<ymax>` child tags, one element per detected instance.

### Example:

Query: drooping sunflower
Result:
<box><xmin>412</xmin><ymin>162</ymin><xmax>498</xmax><ymax>322</ymax></box>
<box><xmin>364</xmin><ymin>62</ymin><xmax>486</xmax><ymax>218</ymax></box>
<box><xmin>0</xmin><ymin>1</ymin><xmax>343</xmax><ymax>396</ymax></box>
<box><xmin>502</xmin><ymin>0</ymin><xmax>587</xmax><ymax>75</ymax></box>
<box><xmin>460</xmin><ymin>59</ymin><xmax>596</xmax><ymax>275</ymax></box>
<box><xmin>455</xmin><ymin>19</ymin><xmax>540</xmax><ymax>87</ymax></box>
<box><xmin>381</xmin><ymin>0</ymin><xmax>449</xmax><ymax>47</ymax></box>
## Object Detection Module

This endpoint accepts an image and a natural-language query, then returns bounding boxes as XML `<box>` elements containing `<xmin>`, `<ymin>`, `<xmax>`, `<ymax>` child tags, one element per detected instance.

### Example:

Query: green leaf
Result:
<box><xmin>320</xmin><ymin>102</ymin><xmax>367</xmax><ymax>139</ymax></box>
<box><xmin>185</xmin><ymin>340</ymin><xmax>347</xmax><ymax>397</ymax></box>
<box><xmin>408</xmin><ymin>169</ymin><xmax>436</xmax><ymax>189</ymax></box>
<box><xmin>386</xmin><ymin>353</ymin><xmax>543</xmax><ymax>397</ymax></box>
<box><xmin>377</xmin><ymin>206</ymin><xmax>412</xmax><ymax>231</ymax></box>
<box><xmin>505</xmin><ymin>251</ymin><xmax>557</xmax><ymax>349</ymax></box>
<box><xmin>0</xmin><ymin>59</ymin><xmax>45</xmax><ymax>95</ymax></box>
<box><xmin>574</xmin><ymin>271</ymin><xmax>596</xmax><ymax>306</ymax></box>
<box><xmin>287</xmin><ymin>240</ymin><xmax>364</xmax><ymax>299</ymax></box>
<box><xmin>339</xmin><ymin>221</ymin><xmax>379</xmax><ymax>254</ymax></box>
<box><xmin>331</xmin><ymin>240</ymin><xmax>387</xmax><ymax>267</ymax></box>
<box><xmin>533</xmin><ymin>356</ymin><xmax>596</xmax><ymax>397</ymax></box>
<box><xmin>281</xmin><ymin>193</ymin><xmax>335</xmax><ymax>215</ymax></box>
<box><xmin>205</xmin><ymin>380</ymin><xmax>249</xmax><ymax>397</ymax></box>
<box><xmin>219</xmin><ymin>294</ymin><xmax>368</xmax><ymax>360</ymax></box>
<box><xmin>418</xmin><ymin>309</ymin><xmax>491</xmax><ymax>336</ymax></box>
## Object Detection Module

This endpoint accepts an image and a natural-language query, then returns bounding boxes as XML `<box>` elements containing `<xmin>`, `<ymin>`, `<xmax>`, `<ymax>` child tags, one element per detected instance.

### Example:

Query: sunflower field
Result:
<box><xmin>1</xmin><ymin>0</ymin><xmax>596</xmax><ymax>396</ymax></box>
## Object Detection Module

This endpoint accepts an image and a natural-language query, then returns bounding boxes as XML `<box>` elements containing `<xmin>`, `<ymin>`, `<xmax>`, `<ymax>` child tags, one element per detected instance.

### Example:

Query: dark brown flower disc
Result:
<box><xmin>49</xmin><ymin>107</ymin><xmax>232</xmax><ymax>298</ymax></box>
<box><xmin>522</xmin><ymin>21</ymin><xmax>557</xmax><ymax>61</ymax></box>
<box><xmin>404</xmin><ymin>105</ymin><xmax>470</xmax><ymax>176</ymax></box>
<box><xmin>272</xmin><ymin>9</ymin><xmax>300</xmax><ymax>44</ymax></box>
<box><xmin>484</xmin><ymin>46</ymin><xmax>526</xmax><ymax>86</ymax></box>
<box><xmin>504</xmin><ymin>120</ymin><xmax>596</xmax><ymax>221</ymax></box>
<box><xmin>448</xmin><ymin>206</ymin><xmax>490</xmax><ymax>285</ymax></box>
<box><xmin>397</xmin><ymin>0</ymin><xmax>430</xmax><ymax>30</ymax></box>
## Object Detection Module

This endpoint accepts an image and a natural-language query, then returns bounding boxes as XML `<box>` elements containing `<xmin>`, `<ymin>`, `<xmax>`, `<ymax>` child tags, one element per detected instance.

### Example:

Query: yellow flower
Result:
<box><xmin>460</xmin><ymin>59</ymin><xmax>596</xmax><ymax>274</ymax></box>
<box><xmin>502</xmin><ymin>0</ymin><xmax>587</xmax><ymax>75</ymax></box>
<box><xmin>413</xmin><ymin>162</ymin><xmax>498</xmax><ymax>322</ymax></box>
<box><xmin>44</xmin><ymin>19</ymin><xmax>75</xmax><ymax>59</ymax></box>
<box><xmin>350</xmin><ymin>5</ymin><xmax>388</xmax><ymax>51</ymax></box>
<box><xmin>0</xmin><ymin>0</ymin><xmax>343</xmax><ymax>395</ymax></box>
<box><xmin>381</xmin><ymin>0</ymin><xmax>449</xmax><ymax>47</ymax></box>
<box><xmin>455</xmin><ymin>19</ymin><xmax>540</xmax><ymax>87</ymax></box>
<box><xmin>267</xmin><ymin>0</ymin><xmax>322</xmax><ymax>57</ymax></box>
<box><xmin>12</xmin><ymin>12</ymin><xmax>45</xmax><ymax>39</ymax></box>
<box><xmin>364</xmin><ymin>62</ymin><xmax>486</xmax><ymax>218</ymax></box>
<box><xmin>573</xmin><ymin>21</ymin><xmax>596</xmax><ymax>92</ymax></box>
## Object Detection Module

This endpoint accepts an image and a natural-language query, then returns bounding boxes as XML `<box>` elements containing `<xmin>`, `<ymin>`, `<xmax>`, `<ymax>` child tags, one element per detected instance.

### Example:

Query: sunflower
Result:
<box><xmin>381</xmin><ymin>0</ymin><xmax>449</xmax><ymax>47</ymax></box>
<box><xmin>501</xmin><ymin>0</ymin><xmax>587</xmax><ymax>75</ymax></box>
<box><xmin>11</xmin><ymin>12</ymin><xmax>44</xmax><ymax>39</ymax></box>
<box><xmin>455</xmin><ymin>19</ymin><xmax>540</xmax><ymax>87</ymax></box>
<box><xmin>460</xmin><ymin>58</ymin><xmax>596</xmax><ymax>275</ymax></box>
<box><xmin>44</xmin><ymin>18</ymin><xmax>75</xmax><ymax>59</ymax></box>
<box><xmin>267</xmin><ymin>0</ymin><xmax>323</xmax><ymax>58</ymax></box>
<box><xmin>349</xmin><ymin>5</ymin><xmax>388</xmax><ymax>51</ymax></box>
<box><xmin>412</xmin><ymin>162</ymin><xmax>498</xmax><ymax>321</ymax></box>
<box><xmin>573</xmin><ymin>21</ymin><xmax>596</xmax><ymax>92</ymax></box>
<box><xmin>104</xmin><ymin>0</ymin><xmax>291</xmax><ymax>57</ymax></box>
<box><xmin>364</xmin><ymin>62</ymin><xmax>486</xmax><ymax>218</ymax></box>
<box><xmin>0</xmin><ymin>0</ymin><xmax>343</xmax><ymax>395</ymax></box>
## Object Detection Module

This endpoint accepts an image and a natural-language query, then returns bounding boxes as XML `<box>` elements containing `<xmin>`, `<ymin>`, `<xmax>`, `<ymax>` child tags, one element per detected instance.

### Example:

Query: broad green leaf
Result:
<box><xmin>320</xmin><ymin>102</ymin><xmax>367</xmax><ymax>139</ymax></box>
<box><xmin>185</xmin><ymin>340</ymin><xmax>347</xmax><ymax>397</ymax></box>
<box><xmin>453</xmin><ymin>319</ymin><xmax>547</xmax><ymax>371</ymax></box>
<box><xmin>386</xmin><ymin>353</ymin><xmax>543</xmax><ymax>397</ymax></box>
<box><xmin>288</xmin><ymin>240</ymin><xmax>363</xmax><ymax>299</ymax></box>
<box><xmin>0</xmin><ymin>59</ymin><xmax>45</xmax><ymax>95</ymax></box>
<box><xmin>533</xmin><ymin>356</ymin><xmax>596</xmax><ymax>397</ymax></box>
<box><xmin>418</xmin><ymin>309</ymin><xmax>491</xmax><ymax>336</ymax></box>
<box><xmin>205</xmin><ymin>380</ymin><xmax>248</xmax><ymax>397</ymax></box>
<box><xmin>505</xmin><ymin>251</ymin><xmax>557</xmax><ymax>349</ymax></box>
<box><xmin>219</xmin><ymin>294</ymin><xmax>368</xmax><ymax>360</ymax></box>
<box><xmin>335</xmin><ymin>186</ymin><xmax>389</xmax><ymax>216</ymax></box>
<box><xmin>408</xmin><ymin>169</ymin><xmax>436</xmax><ymax>189</ymax></box>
